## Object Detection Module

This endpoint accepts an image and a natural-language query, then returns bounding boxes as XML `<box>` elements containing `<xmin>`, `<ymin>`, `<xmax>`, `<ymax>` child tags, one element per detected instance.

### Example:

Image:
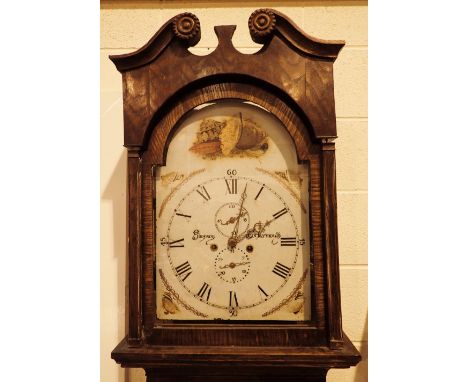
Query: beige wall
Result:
<box><xmin>100</xmin><ymin>2</ymin><xmax>368</xmax><ymax>381</ymax></box>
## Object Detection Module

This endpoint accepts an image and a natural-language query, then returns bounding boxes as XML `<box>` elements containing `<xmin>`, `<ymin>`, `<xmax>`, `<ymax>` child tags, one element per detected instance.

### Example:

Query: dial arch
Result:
<box><xmin>142</xmin><ymin>82</ymin><xmax>317</xmax><ymax>167</ymax></box>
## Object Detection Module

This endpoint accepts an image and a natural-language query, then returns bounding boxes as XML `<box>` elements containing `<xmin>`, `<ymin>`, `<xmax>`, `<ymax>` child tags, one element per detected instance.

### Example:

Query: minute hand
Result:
<box><xmin>230</xmin><ymin>184</ymin><xmax>248</xmax><ymax>240</ymax></box>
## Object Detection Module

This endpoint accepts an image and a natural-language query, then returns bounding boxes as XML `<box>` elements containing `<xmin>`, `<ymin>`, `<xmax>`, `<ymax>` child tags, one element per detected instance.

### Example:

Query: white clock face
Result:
<box><xmin>155</xmin><ymin>101</ymin><xmax>311</xmax><ymax>321</ymax></box>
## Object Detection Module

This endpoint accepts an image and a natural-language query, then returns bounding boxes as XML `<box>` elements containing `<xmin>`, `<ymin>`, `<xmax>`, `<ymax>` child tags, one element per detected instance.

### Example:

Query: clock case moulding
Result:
<box><xmin>109</xmin><ymin>8</ymin><xmax>360</xmax><ymax>380</ymax></box>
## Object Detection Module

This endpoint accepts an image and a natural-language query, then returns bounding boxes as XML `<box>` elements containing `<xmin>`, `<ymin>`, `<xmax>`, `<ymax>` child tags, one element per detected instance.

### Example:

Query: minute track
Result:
<box><xmin>164</xmin><ymin>175</ymin><xmax>301</xmax><ymax>311</ymax></box>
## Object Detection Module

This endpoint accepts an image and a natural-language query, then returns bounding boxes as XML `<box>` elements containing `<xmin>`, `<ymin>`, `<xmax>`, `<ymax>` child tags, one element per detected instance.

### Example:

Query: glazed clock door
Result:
<box><xmin>154</xmin><ymin>100</ymin><xmax>312</xmax><ymax>321</ymax></box>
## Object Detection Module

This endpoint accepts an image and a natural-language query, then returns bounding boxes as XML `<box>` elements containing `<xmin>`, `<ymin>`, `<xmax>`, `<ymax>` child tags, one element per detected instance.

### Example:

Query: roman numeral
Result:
<box><xmin>272</xmin><ymin>262</ymin><xmax>291</xmax><ymax>279</ymax></box>
<box><xmin>225</xmin><ymin>179</ymin><xmax>238</xmax><ymax>194</ymax></box>
<box><xmin>174</xmin><ymin>261</ymin><xmax>192</xmax><ymax>281</ymax></box>
<box><xmin>197</xmin><ymin>282</ymin><xmax>212</xmax><ymax>301</ymax></box>
<box><xmin>254</xmin><ymin>185</ymin><xmax>264</xmax><ymax>200</ymax></box>
<box><xmin>257</xmin><ymin>285</ymin><xmax>269</xmax><ymax>299</ymax></box>
<box><xmin>175</xmin><ymin>212</ymin><xmax>191</xmax><ymax>218</ymax></box>
<box><xmin>229</xmin><ymin>291</ymin><xmax>239</xmax><ymax>307</ymax></box>
<box><xmin>196</xmin><ymin>185</ymin><xmax>211</xmax><ymax>201</ymax></box>
<box><xmin>168</xmin><ymin>238</ymin><xmax>184</xmax><ymax>248</ymax></box>
<box><xmin>280</xmin><ymin>237</ymin><xmax>297</xmax><ymax>246</ymax></box>
<box><xmin>273</xmin><ymin>208</ymin><xmax>288</xmax><ymax>220</ymax></box>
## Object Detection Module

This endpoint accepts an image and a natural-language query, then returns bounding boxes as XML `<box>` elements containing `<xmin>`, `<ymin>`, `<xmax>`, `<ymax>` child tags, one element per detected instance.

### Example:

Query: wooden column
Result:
<box><xmin>321</xmin><ymin>139</ymin><xmax>344</xmax><ymax>349</ymax></box>
<box><xmin>127</xmin><ymin>149</ymin><xmax>142</xmax><ymax>345</ymax></box>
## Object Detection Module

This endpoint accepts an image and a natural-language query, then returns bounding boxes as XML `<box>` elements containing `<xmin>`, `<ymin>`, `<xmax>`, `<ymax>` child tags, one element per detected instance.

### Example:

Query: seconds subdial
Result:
<box><xmin>214</xmin><ymin>248</ymin><xmax>251</xmax><ymax>284</ymax></box>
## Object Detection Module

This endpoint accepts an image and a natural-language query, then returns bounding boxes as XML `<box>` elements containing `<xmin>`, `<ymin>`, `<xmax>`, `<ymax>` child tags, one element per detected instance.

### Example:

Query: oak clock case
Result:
<box><xmin>109</xmin><ymin>8</ymin><xmax>360</xmax><ymax>381</ymax></box>
<box><xmin>155</xmin><ymin>101</ymin><xmax>311</xmax><ymax>321</ymax></box>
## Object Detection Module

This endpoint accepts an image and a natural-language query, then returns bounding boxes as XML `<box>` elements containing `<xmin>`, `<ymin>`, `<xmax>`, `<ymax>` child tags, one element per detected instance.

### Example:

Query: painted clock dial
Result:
<box><xmin>155</xmin><ymin>101</ymin><xmax>311</xmax><ymax>321</ymax></box>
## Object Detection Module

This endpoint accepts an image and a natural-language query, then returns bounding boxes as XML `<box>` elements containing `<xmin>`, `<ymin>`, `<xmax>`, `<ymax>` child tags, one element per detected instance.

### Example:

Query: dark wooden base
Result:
<box><xmin>145</xmin><ymin>367</ymin><xmax>328</xmax><ymax>381</ymax></box>
<box><xmin>112</xmin><ymin>334</ymin><xmax>360</xmax><ymax>381</ymax></box>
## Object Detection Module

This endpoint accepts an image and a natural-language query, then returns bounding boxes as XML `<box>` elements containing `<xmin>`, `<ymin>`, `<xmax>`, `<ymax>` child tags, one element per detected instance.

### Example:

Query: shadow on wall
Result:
<box><xmin>102</xmin><ymin>150</ymin><xmax>128</xmax><ymax>382</ymax></box>
<box><xmin>354</xmin><ymin>310</ymin><xmax>368</xmax><ymax>382</ymax></box>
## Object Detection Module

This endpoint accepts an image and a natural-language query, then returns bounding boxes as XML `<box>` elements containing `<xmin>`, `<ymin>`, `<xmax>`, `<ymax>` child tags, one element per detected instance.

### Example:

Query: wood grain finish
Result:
<box><xmin>109</xmin><ymin>8</ymin><xmax>360</xmax><ymax>378</ymax></box>
<box><xmin>112</xmin><ymin>333</ymin><xmax>360</xmax><ymax>369</ymax></box>
<box><xmin>146</xmin><ymin>369</ymin><xmax>328</xmax><ymax>382</ymax></box>
<box><xmin>249</xmin><ymin>9</ymin><xmax>344</xmax><ymax>59</ymax></box>
<box><xmin>145</xmin><ymin>369</ymin><xmax>328</xmax><ymax>382</ymax></box>
<box><xmin>110</xmin><ymin>9</ymin><xmax>344</xmax><ymax>147</ymax></box>
<box><xmin>320</xmin><ymin>140</ymin><xmax>344</xmax><ymax>349</ymax></box>
<box><xmin>127</xmin><ymin>150</ymin><xmax>142</xmax><ymax>345</ymax></box>
<box><xmin>309</xmin><ymin>152</ymin><xmax>326</xmax><ymax>330</ymax></box>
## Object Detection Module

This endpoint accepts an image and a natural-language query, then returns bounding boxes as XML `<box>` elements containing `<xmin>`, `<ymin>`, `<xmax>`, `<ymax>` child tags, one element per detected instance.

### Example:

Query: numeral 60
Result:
<box><xmin>226</xmin><ymin>169</ymin><xmax>237</xmax><ymax>176</ymax></box>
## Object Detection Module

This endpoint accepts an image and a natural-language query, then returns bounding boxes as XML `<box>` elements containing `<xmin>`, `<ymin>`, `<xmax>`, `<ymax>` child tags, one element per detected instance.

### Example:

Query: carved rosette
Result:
<box><xmin>172</xmin><ymin>12</ymin><xmax>201</xmax><ymax>45</ymax></box>
<box><xmin>248</xmin><ymin>9</ymin><xmax>276</xmax><ymax>43</ymax></box>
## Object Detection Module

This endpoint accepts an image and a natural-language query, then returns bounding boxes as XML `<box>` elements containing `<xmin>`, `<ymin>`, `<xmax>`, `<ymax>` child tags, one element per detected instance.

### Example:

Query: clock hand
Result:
<box><xmin>218</xmin><ymin>210</ymin><xmax>248</xmax><ymax>226</ymax></box>
<box><xmin>232</xmin><ymin>184</ymin><xmax>248</xmax><ymax>237</ymax></box>
<box><xmin>219</xmin><ymin>261</ymin><xmax>251</xmax><ymax>269</ymax></box>
<box><xmin>228</xmin><ymin>184</ymin><xmax>248</xmax><ymax>249</ymax></box>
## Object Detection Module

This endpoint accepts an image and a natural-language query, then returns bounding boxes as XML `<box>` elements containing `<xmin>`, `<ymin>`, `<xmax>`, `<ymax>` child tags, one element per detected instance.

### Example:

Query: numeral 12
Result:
<box><xmin>225</xmin><ymin>179</ymin><xmax>238</xmax><ymax>194</ymax></box>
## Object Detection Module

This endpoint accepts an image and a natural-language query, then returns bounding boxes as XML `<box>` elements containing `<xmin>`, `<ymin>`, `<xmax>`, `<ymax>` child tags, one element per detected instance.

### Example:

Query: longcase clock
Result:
<box><xmin>109</xmin><ymin>9</ymin><xmax>361</xmax><ymax>381</ymax></box>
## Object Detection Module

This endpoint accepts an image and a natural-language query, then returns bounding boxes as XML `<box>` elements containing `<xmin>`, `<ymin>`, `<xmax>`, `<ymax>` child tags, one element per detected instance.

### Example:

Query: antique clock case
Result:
<box><xmin>109</xmin><ymin>9</ymin><xmax>360</xmax><ymax>381</ymax></box>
